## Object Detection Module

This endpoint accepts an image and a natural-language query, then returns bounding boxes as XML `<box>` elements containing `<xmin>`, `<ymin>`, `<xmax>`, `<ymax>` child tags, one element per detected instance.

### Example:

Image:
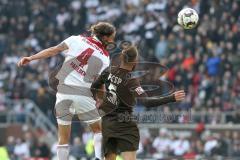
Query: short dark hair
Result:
<box><xmin>90</xmin><ymin>22</ymin><xmax>116</xmax><ymax>38</ymax></box>
<box><xmin>122</xmin><ymin>45</ymin><xmax>138</xmax><ymax>63</ymax></box>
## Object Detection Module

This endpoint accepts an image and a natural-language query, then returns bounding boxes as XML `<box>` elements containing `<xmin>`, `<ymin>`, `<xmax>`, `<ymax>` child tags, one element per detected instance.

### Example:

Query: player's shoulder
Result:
<box><xmin>65</xmin><ymin>35</ymin><xmax>82</xmax><ymax>42</ymax></box>
<box><xmin>127</xmin><ymin>77</ymin><xmax>140</xmax><ymax>87</ymax></box>
<box><xmin>103</xmin><ymin>66</ymin><xmax>117</xmax><ymax>74</ymax></box>
<box><xmin>68</xmin><ymin>35</ymin><xmax>82</xmax><ymax>38</ymax></box>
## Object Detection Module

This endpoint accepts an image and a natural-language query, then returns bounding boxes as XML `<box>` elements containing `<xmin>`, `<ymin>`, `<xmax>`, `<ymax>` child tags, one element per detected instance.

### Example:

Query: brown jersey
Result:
<box><xmin>91</xmin><ymin>66</ymin><xmax>176</xmax><ymax>154</ymax></box>
<box><xmin>91</xmin><ymin>66</ymin><xmax>176</xmax><ymax>117</ymax></box>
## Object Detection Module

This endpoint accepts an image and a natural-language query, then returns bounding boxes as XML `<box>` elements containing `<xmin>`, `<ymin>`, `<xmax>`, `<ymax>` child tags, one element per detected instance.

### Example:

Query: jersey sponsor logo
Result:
<box><xmin>108</xmin><ymin>73</ymin><xmax>122</xmax><ymax>84</ymax></box>
<box><xmin>135</xmin><ymin>86</ymin><xmax>144</xmax><ymax>95</ymax></box>
<box><xmin>70</xmin><ymin>62</ymin><xmax>86</xmax><ymax>76</ymax></box>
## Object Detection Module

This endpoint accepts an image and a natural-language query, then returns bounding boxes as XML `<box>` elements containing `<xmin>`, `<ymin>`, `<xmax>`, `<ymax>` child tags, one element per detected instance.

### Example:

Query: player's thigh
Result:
<box><xmin>55</xmin><ymin>93</ymin><xmax>74</xmax><ymax>144</ymax></box>
<box><xmin>105</xmin><ymin>152</ymin><xmax>117</xmax><ymax>160</ymax></box>
<box><xmin>121</xmin><ymin>151</ymin><xmax>136</xmax><ymax>160</ymax></box>
<box><xmin>55</xmin><ymin>92</ymin><xmax>74</xmax><ymax>125</ymax></box>
<box><xmin>58</xmin><ymin>124</ymin><xmax>71</xmax><ymax>144</ymax></box>
<box><xmin>103</xmin><ymin>138</ymin><xmax>118</xmax><ymax>158</ymax></box>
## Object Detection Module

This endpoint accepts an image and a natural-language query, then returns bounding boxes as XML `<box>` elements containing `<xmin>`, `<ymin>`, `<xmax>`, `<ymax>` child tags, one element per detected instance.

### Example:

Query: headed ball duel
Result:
<box><xmin>5</xmin><ymin>1</ymin><xmax>238</xmax><ymax>160</ymax></box>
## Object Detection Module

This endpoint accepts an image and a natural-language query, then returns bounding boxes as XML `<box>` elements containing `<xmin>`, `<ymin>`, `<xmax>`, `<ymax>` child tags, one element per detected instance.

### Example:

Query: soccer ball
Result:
<box><xmin>177</xmin><ymin>8</ymin><xmax>199</xmax><ymax>29</ymax></box>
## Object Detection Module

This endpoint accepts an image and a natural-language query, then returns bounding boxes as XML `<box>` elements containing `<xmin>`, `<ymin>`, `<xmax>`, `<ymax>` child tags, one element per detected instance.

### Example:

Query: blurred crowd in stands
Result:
<box><xmin>138</xmin><ymin>127</ymin><xmax>240</xmax><ymax>159</ymax></box>
<box><xmin>0</xmin><ymin>127</ymin><xmax>240</xmax><ymax>160</ymax></box>
<box><xmin>0</xmin><ymin>0</ymin><xmax>240</xmax><ymax>159</ymax></box>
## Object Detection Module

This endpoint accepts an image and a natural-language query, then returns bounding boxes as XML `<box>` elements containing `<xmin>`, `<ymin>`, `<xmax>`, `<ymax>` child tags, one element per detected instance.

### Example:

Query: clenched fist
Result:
<box><xmin>173</xmin><ymin>90</ymin><xmax>185</xmax><ymax>101</ymax></box>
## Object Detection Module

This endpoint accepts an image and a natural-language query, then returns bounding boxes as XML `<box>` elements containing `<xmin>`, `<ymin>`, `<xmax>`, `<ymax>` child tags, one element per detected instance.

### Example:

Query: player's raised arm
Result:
<box><xmin>17</xmin><ymin>42</ymin><xmax>68</xmax><ymax>67</ymax></box>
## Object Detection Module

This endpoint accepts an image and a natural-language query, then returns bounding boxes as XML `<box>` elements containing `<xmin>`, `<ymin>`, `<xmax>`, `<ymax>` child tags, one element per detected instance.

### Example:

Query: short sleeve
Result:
<box><xmin>63</xmin><ymin>36</ymin><xmax>77</xmax><ymax>49</ymax></box>
<box><xmin>62</xmin><ymin>36</ymin><xmax>80</xmax><ymax>56</ymax></box>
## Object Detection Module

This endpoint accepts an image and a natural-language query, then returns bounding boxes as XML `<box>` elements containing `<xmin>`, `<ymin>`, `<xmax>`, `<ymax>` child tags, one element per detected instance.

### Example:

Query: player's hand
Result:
<box><xmin>18</xmin><ymin>57</ymin><xmax>32</xmax><ymax>67</ymax></box>
<box><xmin>173</xmin><ymin>90</ymin><xmax>185</xmax><ymax>101</ymax></box>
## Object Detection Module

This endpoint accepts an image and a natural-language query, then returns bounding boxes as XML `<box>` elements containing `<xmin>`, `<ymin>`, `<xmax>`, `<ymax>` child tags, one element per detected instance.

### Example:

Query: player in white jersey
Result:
<box><xmin>18</xmin><ymin>22</ymin><xmax>116</xmax><ymax>160</ymax></box>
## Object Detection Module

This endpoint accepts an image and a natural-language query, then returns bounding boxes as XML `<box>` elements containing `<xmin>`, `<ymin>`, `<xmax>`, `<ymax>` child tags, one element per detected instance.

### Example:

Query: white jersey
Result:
<box><xmin>56</xmin><ymin>35</ymin><xmax>110</xmax><ymax>89</ymax></box>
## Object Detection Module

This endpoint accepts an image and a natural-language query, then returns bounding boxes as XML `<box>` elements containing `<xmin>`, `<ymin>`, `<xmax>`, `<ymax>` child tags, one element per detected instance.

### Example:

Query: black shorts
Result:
<box><xmin>102</xmin><ymin>116</ymin><xmax>140</xmax><ymax>156</ymax></box>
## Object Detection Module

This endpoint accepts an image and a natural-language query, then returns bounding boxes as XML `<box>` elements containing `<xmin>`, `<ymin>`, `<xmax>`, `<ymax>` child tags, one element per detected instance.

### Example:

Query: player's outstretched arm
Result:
<box><xmin>137</xmin><ymin>90</ymin><xmax>185</xmax><ymax>107</ymax></box>
<box><xmin>17</xmin><ymin>42</ymin><xmax>68</xmax><ymax>67</ymax></box>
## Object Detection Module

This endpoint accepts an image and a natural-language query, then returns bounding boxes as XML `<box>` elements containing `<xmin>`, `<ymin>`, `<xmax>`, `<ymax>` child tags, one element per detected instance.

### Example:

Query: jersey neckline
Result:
<box><xmin>85</xmin><ymin>36</ymin><xmax>109</xmax><ymax>57</ymax></box>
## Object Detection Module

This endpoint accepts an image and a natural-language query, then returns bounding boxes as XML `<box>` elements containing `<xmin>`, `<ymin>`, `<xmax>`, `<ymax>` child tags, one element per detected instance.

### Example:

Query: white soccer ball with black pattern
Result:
<box><xmin>177</xmin><ymin>8</ymin><xmax>199</xmax><ymax>29</ymax></box>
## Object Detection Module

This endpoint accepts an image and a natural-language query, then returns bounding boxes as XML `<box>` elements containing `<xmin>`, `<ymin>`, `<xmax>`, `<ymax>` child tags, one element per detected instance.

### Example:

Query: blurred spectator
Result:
<box><xmin>13</xmin><ymin>138</ymin><xmax>30</xmax><ymax>159</ymax></box>
<box><xmin>154</xmin><ymin>35</ymin><xmax>168</xmax><ymax>60</ymax></box>
<box><xmin>82</xmin><ymin>128</ymin><xmax>93</xmax><ymax>146</ymax></box>
<box><xmin>170</xmin><ymin>135</ymin><xmax>190</xmax><ymax>156</ymax></box>
<box><xmin>195</xmin><ymin>122</ymin><xmax>205</xmax><ymax>136</ymax></box>
<box><xmin>182</xmin><ymin>52</ymin><xmax>195</xmax><ymax>71</ymax></box>
<box><xmin>152</xmin><ymin>128</ymin><xmax>171</xmax><ymax>158</ymax></box>
<box><xmin>232</xmin><ymin>131</ymin><xmax>240</xmax><ymax>157</ymax></box>
<box><xmin>204</xmin><ymin>134</ymin><xmax>218</xmax><ymax>156</ymax></box>
<box><xmin>0</xmin><ymin>142</ymin><xmax>10</xmax><ymax>160</ymax></box>
<box><xmin>183</xmin><ymin>147</ymin><xmax>197</xmax><ymax>160</ymax></box>
<box><xmin>85</xmin><ymin>138</ymin><xmax>94</xmax><ymax>158</ymax></box>
<box><xmin>70</xmin><ymin>137</ymin><xmax>86</xmax><ymax>158</ymax></box>
<box><xmin>6</xmin><ymin>136</ymin><xmax>15</xmax><ymax>159</ymax></box>
<box><xmin>206</xmin><ymin>52</ymin><xmax>221</xmax><ymax>76</ymax></box>
<box><xmin>31</xmin><ymin>140</ymin><xmax>50</xmax><ymax>158</ymax></box>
